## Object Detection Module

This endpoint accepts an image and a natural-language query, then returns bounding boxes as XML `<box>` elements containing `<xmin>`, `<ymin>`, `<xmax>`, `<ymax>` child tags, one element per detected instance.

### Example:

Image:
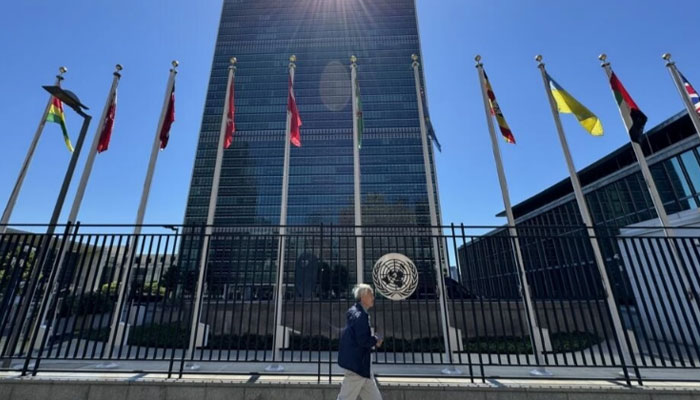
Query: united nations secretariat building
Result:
<box><xmin>1</xmin><ymin>0</ymin><xmax>699</xmax><ymax>393</ymax></box>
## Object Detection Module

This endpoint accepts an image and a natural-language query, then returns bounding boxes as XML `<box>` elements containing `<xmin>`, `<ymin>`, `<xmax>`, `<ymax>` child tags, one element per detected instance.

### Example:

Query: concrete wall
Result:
<box><xmin>1</xmin><ymin>379</ymin><xmax>699</xmax><ymax>400</ymax></box>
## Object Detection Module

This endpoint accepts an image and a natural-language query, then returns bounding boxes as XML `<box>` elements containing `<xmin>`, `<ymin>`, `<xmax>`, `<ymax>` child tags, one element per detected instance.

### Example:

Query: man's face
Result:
<box><xmin>361</xmin><ymin>290</ymin><xmax>375</xmax><ymax>310</ymax></box>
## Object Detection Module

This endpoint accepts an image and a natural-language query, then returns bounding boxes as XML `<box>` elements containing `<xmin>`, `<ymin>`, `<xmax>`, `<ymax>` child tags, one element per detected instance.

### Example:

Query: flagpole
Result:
<box><xmin>598</xmin><ymin>54</ymin><xmax>698</xmax><ymax>309</ymax></box>
<box><xmin>65</xmin><ymin>65</ymin><xmax>122</xmax><ymax>225</ymax></box>
<box><xmin>475</xmin><ymin>56</ymin><xmax>549</xmax><ymax>372</ymax></box>
<box><xmin>412</xmin><ymin>54</ymin><xmax>457</xmax><ymax>372</ymax></box>
<box><xmin>663</xmin><ymin>53</ymin><xmax>700</xmax><ymax>139</ymax></box>
<box><xmin>185</xmin><ymin>57</ymin><xmax>237</xmax><ymax>363</ymax></box>
<box><xmin>599</xmin><ymin>54</ymin><xmax>677</xmax><ymax>234</ymax></box>
<box><xmin>536</xmin><ymin>55</ymin><xmax>635</xmax><ymax>372</ymax></box>
<box><xmin>269</xmin><ymin>55</ymin><xmax>296</xmax><ymax>370</ymax></box>
<box><xmin>0</xmin><ymin>67</ymin><xmax>67</xmax><ymax>235</ymax></box>
<box><xmin>37</xmin><ymin>64</ymin><xmax>123</xmax><ymax>333</ymax></box>
<box><xmin>350</xmin><ymin>55</ymin><xmax>364</xmax><ymax>284</ymax></box>
<box><xmin>107</xmin><ymin>61</ymin><xmax>178</xmax><ymax>351</ymax></box>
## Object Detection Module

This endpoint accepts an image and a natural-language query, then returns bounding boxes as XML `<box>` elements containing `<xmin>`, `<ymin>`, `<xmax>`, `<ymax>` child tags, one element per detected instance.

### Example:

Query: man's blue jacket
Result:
<box><xmin>338</xmin><ymin>302</ymin><xmax>377</xmax><ymax>378</ymax></box>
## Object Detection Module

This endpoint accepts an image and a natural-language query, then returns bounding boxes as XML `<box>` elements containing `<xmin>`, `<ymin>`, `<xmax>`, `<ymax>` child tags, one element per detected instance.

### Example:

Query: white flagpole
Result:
<box><xmin>38</xmin><ymin>64</ymin><xmax>123</xmax><ymax>332</ymax></box>
<box><xmin>66</xmin><ymin>65</ymin><xmax>122</xmax><ymax>225</ymax></box>
<box><xmin>663</xmin><ymin>53</ymin><xmax>700</xmax><ymax>140</ymax></box>
<box><xmin>536</xmin><ymin>55</ymin><xmax>635</xmax><ymax>370</ymax></box>
<box><xmin>185</xmin><ymin>57</ymin><xmax>237</xmax><ymax>363</ymax></box>
<box><xmin>412</xmin><ymin>54</ymin><xmax>457</xmax><ymax>372</ymax></box>
<box><xmin>0</xmin><ymin>67</ymin><xmax>67</xmax><ymax>235</ymax></box>
<box><xmin>654</xmin><ymin>53</ymin><xmax>700</xmax><ymax>319</ymax></box>
<box><xmin>475</xmin><ymin>56</ymin><xmax>548</xmax><ymax>370</ymax></box>
<box><xmin>351</xmin><ymin>55</ymin><xmax>364</xmax><ymax>284</ymax></box>
<box><xmin>599</xmin><ymin>55</ymin><xmax>698</xmax><ymax>309</ymax></box>
<box><xmin>269</xmin><ymin>55</ymin><xmax>296</xmax><ymax>369</ymax></box>
<box><xmin>107</xmin><ymin>61</ymin><xmax>178</xmax><ymax>351</ymax></box>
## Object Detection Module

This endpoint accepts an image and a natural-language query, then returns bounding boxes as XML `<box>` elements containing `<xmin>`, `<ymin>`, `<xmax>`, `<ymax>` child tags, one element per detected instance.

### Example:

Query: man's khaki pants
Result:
<box><xmin>336</xmin><ymin>370</ymin><xmax>382</xmax><ymax>400</ymax></box>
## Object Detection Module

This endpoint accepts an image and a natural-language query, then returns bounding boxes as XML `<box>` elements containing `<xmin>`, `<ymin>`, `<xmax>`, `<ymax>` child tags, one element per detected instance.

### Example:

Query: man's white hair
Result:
<box><xmin>353</xmin><ymin>283</ymin><xmax>374</xmax><ymax>301</ymax></box>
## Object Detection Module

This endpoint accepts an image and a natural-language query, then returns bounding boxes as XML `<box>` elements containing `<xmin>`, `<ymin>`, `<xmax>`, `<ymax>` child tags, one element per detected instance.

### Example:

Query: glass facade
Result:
<box><xmin>459</xmin><ymin>114</ymin><xmax>700</xmax><ymax>301</ymax></box>
<box><xmin>185</xmin><ymin>0</ymin><xmax>439</xmax><ymax>227</ymax></box>
<box><xmin>182</xmin><ymin>0</ymin><xmax>441</xmax><ymax>286</ymax></box>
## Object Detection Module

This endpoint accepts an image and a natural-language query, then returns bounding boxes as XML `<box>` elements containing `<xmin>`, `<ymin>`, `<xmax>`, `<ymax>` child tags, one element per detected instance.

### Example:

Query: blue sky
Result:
<box><xmin>1</xmin><ymin>0</ymin><xmax>699</xmax><ymax>231</ymax></box>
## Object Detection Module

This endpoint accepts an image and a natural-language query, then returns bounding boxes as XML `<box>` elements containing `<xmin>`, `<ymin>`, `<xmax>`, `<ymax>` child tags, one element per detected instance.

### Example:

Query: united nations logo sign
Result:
<box><xmin>372</xmin><ymin>253</ymin><xmax>419</xmax><ymax>301</ymax></box>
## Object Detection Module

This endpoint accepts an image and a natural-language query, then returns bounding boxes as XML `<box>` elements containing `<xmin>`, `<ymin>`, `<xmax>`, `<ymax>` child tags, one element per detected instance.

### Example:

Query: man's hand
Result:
<box><xmin>375</xmin><ymin>335</ymin><xmax>383</xmax><ymax>348</ymax></box>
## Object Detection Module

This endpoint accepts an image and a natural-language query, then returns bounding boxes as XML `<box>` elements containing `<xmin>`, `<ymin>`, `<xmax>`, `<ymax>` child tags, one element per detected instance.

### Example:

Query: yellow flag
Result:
<box><xmin>548</xmin><ymin>74</ymin><xmax>603</xmax><ymax>136</ymax></box>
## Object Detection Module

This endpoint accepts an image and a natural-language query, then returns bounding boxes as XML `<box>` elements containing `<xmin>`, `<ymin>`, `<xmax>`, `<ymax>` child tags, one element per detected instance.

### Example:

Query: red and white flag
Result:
<box><xmin>287</xmin><ymin>75</ymin><xmax>302</xmax><ymax>147</ymax></box>
<box><xmin>96</xmin><ymin>89</ymin><xmax>117</xmax><ymax>153</ymax></box>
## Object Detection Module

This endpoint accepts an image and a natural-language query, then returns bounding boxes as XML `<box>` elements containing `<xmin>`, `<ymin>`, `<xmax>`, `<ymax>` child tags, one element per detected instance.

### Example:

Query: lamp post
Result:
<box><xmin>10</xmin><ymin>86</ymin><xmax>91</xmax><ymax>375</ymax></box>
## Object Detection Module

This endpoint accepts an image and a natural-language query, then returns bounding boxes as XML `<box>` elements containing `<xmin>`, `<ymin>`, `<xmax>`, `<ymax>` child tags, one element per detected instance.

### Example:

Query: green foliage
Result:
<box><xmin>60</xmin><ymin>321</ymin><xmax>601</xmax><ymax>355</ymax></box>
<box><xmin>58</xmin><ymin>292</ymin><xmax>115</xmax><ymax>317</ymax></box>
<box><xmin>461</xmin><ymin>332</ymin><xmax>602</xmax><ymax>354</ymax></box>
<box><xmin>101</xmin><ymin>282</ymin><xmax>120</xmax><ymax>296</ymax></box>
<box><xmin>141</xmin><ymin>282</ymin><xmax>165</xmax><ymax>296</ymax></box>
<box><xmin>288</xmin><ymin>334</ymin><xmax>339</xmax><ymax>351</ymax></box>
<box><xmin>208</xmin><ymin>334</ymin><xmax>273</xmax><ymax>350</ymax></box>
<box><xmin>0</xmin><ymin>244</ymin><xmax>36</xmax><ymax>289</ymax></box>
<box><xmin>550</xmin><ymin>331</ymin><xmax>601</xmax><ymax>353</ymax></box>
<box><xmin>128</xmin><ymin>322</ymin><xmax>190</xmax><ymax>348</ymax></box>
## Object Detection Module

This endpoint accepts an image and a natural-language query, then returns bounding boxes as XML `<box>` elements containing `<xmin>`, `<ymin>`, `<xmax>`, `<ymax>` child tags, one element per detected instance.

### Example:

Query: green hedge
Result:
<box><xmin>58</xmin><ymin>293</ymin><xmax>115</xmax><ymax>317</ymax></box>
<box><xmin>67</xmin><ymin>322</ymin><xmax>601</xmax><ymax>354</ymax></box>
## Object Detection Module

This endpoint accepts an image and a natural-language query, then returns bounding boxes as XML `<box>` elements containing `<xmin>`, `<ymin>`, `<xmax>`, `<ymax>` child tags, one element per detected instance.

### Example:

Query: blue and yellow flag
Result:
<box><xmin>548</xmin><ymin>74</ymin><xmax>603</xmax><ymax>136</ymax></box>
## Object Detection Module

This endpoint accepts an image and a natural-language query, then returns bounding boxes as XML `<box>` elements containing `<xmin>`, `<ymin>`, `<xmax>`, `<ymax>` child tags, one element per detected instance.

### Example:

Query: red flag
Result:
<box><xmin>224</xmin><ymin>75</ymin><xmax>235</xmax><ymax>149</ymax></box>
<box><xmin>159</xmin><ymin>84</ymin><xmax>176</xmax><ymax>149</ymax></box>
<box><xmin>287</xmin><ymin>75</ymin><xmax>302</xmax><ymax>147</ymax></box>
<box><xmin>96</xmin><ymin>89</ymin><xmax>118</xmax><ymax>153</ymax></box>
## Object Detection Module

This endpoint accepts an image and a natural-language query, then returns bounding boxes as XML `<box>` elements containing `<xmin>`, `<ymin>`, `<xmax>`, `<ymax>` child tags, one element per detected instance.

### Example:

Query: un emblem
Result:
<box><xmin>372</xmin><ymin>253</ymin><xmax>419</xmax><ymax>301</ymax></box>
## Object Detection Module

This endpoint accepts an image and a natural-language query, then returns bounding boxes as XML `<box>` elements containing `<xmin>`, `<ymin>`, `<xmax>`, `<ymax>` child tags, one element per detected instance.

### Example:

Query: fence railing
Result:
<box><xmin>0</xmin><ymin>223</ymin><xmax>698</xmax><ymax>384</ymax></box>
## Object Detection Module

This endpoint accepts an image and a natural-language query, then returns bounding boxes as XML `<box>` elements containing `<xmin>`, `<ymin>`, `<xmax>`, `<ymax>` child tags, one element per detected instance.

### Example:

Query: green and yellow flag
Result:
<box><xmin>46</xmin><ymin>97</ymin><xmax>74</xmax><ymax>152</ymax></box>
<box><xmin>548</xmin><ymin>74</ymin><xmax>603</xmax><ymax>136</ymax></box>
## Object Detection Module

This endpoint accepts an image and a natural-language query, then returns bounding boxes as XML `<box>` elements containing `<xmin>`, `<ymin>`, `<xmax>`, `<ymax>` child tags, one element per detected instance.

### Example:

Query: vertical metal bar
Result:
<box><xmin>21</xmin><ymin>223</ymin><xmax>73</xmax><ymax>375</ymax></box>
<box><xmin>460</xmin><ymin>225</ymin><xmax>486</xmax><ymax>382</ymax></box>
<box><xmin>536</xmin><ymin>56</ymin><xmax>636</xmax><ymax>383</ymax></box>
<box><xmin>618</xmin><ymin>236</ymin><xmax>668</xmax><ymax>368</ymax></box>
<box><xmin>453</xmin><ymin>224</ymin><xmax>474</xmax><ymax>382</ymax></box>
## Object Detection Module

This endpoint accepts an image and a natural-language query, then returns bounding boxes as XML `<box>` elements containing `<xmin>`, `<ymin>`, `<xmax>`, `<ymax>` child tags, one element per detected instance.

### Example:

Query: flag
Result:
<box><xmin>547</xmin><ymin>74</ymin><xmax>603</xmax><ymax>136</ymax></box>
<box><xmin>159</xmin><ymin>84</ymin><xmax>175</xmax><ymax>149</ymax></box>
<box><xmin>609</xmin><ymin>72</ymin><xmax>647</xmax><ymax>143</ymax></box>
<box><xmin>287</xmin><ymin>75</ymin><xmax>302</xmax><ymax>147</ymax></box>
<box><xmin>354</xmin><ymin>76</ymin><xmax>364</xmax><ymax>149</ymax></box>
<box><xmin>681</xmin><ymin>72</ymin><xmax>700</xmax><ymax>116</ymax></box>
<box><xmin>46</xmin><ymin>97</ymin><xmax>74</xmax><ymax>152</ymax></box>
<box><xmin>224</xmin><ymin>74</ymin><xmax>236</xmax><ymax>149</ymax></box>
<box><xmin>420</xmin><ymin>88</ymin><xmax>442</xmax><ymax>152</ymax></box>
<box><xmin>97</xmin><ymin>89</ymin><xmax>118</xmax><ymax>153</ymax></box>
<box><xmin>426</xmin><ymin>117</ymin><xmax>442</xmax><ymax>152</ymax></box>
<box><xmin>483</xmin><ymin>72</ymin><xmax>516</xmax><ymax>144</ymax></box>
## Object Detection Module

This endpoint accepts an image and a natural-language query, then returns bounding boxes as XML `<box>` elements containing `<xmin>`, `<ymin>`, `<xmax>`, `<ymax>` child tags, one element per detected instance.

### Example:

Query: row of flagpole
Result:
<box><xmin>0</xmin><ymin>69</ymin><xmax>67</xmax><ymax>235</ymax></box>
<box><xmin>4</xmin><ymin>51</ymin><xmax>698</xmax><ymax>369</ymax></box>
<box><xmin>477</xmin><ymin>53</ymin><xmax>700</xmax><ymax>375</ymax></box>
<box><xmin>0</xmin><ymin>61</ymin><xmax>182</xmax><ymax>356</ymax></box>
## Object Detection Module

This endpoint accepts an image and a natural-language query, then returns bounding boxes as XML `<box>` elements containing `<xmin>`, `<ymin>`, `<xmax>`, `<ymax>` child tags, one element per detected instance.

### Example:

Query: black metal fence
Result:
<box><xmin>0</xmin><ymin>223</ymin><xmax>698</xmax><ymax>384</ymax></box>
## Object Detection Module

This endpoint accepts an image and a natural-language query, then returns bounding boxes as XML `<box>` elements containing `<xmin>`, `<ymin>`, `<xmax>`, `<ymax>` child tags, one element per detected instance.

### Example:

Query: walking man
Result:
<box><xmin>337</xmin><ymin>283</ymin><xmax>383</xmax><ymax>400</ymax></box>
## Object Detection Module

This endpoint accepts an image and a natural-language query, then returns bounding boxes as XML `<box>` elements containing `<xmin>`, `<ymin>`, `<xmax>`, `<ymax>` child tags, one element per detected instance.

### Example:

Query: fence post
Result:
<box><xmin>26</xmin><ymin>222</ymin><xmax>82</xmax><ymax>375</ymax></box>
<box><xmin>19</xmin><ymin>222</ymin><xmax>75</xmax><ymax>375</ymax></box>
